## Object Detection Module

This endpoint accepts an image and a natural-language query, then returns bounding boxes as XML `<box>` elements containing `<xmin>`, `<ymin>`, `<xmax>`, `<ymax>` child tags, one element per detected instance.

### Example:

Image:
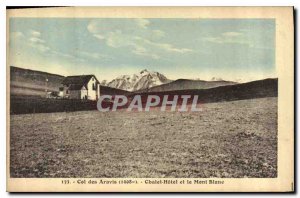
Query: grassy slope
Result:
<box><xmin>129</xmin><ymin>78</ymin><xmax>278</xmax><ymax>104</ymax></box>
<box><xmin>10</xmin><ymin>97</ymin><xmax>277</xmax><ymax>178</ymax></box>
<box><xmin>10</xmin><ymin>66</ymin><xmax>131</xmax><ymax>97</ymax></box>
<box><xmin>138</xmin><ymin>79</ymin><xmax>237</xmax><ymax>93</ymax></box>
<box><xmin>10</xmin><ymin>66</ymin><xmax>65</xmax><ymax>96</ymax></box>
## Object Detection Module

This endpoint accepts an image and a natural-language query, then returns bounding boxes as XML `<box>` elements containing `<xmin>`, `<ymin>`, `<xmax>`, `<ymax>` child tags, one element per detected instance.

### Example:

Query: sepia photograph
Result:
<box><xmin>6</xmin><ymin>7</ymin><xmax>294</xmax><ymax>192</ymax></box>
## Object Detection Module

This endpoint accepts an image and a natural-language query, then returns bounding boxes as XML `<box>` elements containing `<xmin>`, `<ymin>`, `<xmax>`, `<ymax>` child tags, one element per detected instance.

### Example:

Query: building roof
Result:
<box><xmin>61</xmin><ymin>75</ymin><xmax>99</xmax><ymax>90</ymax></box>
<box><xmin>62</xmin><ymin>75</ymin><xmax>94</xmax><ymax>86</ymax></box>
<box><xmin>68</xmin><ymin>84</ymin><xmax>85</xmax><ymax>90</ymax></box>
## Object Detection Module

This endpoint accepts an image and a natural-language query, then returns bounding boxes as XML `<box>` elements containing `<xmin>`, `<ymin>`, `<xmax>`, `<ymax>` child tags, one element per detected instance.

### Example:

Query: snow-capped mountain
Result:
<box><xmin>105</xmin><ymin>69</ymin><xmax>171</xmax><ymax>91</ymax></box>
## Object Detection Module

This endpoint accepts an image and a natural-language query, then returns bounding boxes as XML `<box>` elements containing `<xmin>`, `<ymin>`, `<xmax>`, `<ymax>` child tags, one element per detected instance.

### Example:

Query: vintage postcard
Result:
<box><xmin>6</xmin><ymin>7</ymin><xmax>294</xmax><ymax>192</ymax></box>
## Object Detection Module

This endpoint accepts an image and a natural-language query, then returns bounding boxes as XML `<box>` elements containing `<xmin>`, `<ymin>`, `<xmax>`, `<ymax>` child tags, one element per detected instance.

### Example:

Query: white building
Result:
<box><xmin>59</xmin><ymin>75</ymin><xmax>100</xmax><ymax>100</ymax></box>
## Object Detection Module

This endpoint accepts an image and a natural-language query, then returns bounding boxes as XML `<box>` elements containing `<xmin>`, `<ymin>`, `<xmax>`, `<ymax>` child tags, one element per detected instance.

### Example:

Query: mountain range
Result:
<box><xmin>102</xmin><ymin>69</ymin><xmax>171</xmax><ymax>92</ymax></box>
<box><xmin>10</xmin><ymin>66</ymin><xmax>276</xmax><ymax>101</ymax></box>
<box><xmin>10</xmin><ymin>66</ymin><xmax>278</xmax><ymax>114</ymax></box>
<box><xmin>103</xmin><ymin>69</ymin><xmax>237</xmax><ymax>92</ymax></box>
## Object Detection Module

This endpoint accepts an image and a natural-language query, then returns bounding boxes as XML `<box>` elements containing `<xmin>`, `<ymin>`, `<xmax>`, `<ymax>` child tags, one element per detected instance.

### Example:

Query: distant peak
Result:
<box><xmin>211</xmin><ymin>77</ymin><xmax>224</xmax><ymax>81</ymax></box>
<box><xmin>106</xmin><ymin>69</ymin><xmax>170</xmax><ymax>91</ymax></box>
<box><xmin>140</xmin><ymin>69</ymin><xmax>149</xmax><ymax>74</ymax></box>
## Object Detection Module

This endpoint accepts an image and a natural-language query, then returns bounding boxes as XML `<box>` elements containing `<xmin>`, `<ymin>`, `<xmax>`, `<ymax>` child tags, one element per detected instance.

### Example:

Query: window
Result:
<box><xmin>92</xmin><ymin>83</ymin><xmax>96</xmax><ymax>90</ymax></box>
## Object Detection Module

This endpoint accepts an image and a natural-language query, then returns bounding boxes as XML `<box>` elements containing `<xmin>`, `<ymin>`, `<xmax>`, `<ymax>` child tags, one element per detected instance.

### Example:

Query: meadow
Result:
<box><xmin>10</xmin><ymin>97</ymin><xmax>277</xmax><ymax>178</ymax></box>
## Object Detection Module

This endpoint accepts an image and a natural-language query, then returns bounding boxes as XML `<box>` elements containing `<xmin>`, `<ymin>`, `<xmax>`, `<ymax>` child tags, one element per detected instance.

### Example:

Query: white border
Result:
<box><xmin>1</xmin><ymin>1</ymin><xmax>298</xmax><ymax>197</ymax></box>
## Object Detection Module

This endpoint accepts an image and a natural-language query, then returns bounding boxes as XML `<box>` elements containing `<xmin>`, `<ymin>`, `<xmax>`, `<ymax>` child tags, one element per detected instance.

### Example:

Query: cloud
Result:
<box><xmin>131</xmin><ymin>45</ymin><xmax>160</xmax><ymax>60</ymax></box>
<box><xmin>104</xmin><ymin>31</ymin><xmax>161</xmax><ymax>59</ymax></box>
<box><xmin>29</xmin><ymin>30</ymin><xmax>41</xmax><ymax>37</ymax></box>
<box><xmin>27</xmin><ymin>32</ymin><xmax>50</xmax><ymax>52</ymax></box>
<box><xmin>137</xmin><ymin>37</ymin><xmax>193</xmax><ymax>54</ymax></box>
<box><xmin>134</xmin><ymin>18</ymin><xmax>150</xmax><ymax>29</ymax></box>
<box><xmin>10</xmin><ymin>31</ymin><xmax>50</xmax><ymax>53</ymax></box>
<box><xmin>148</xmin><ymin>41</ymin><xmax>193</xmax><ymax>53</ymax></box>
<box><xmin>10</xmin><ymin>32</ymin><xmax>25</xmax><ymax>40</ymax></box>
<box><xmin>203</xmin><ymin>31</ymin><xmax>251</xmax><ymax>46</ymax></box>
<box><xmin>51</xmin><ymin>50</ymin><xmax>87</xmax><ymax>63</ymax></box>
<box><xmin>52</xmin><ymin>50</ymin><xmax>75</xmax><ymax>58</ymax></box>
<box><xmin>12</xmin><ymin>29</ymin><xmax>112</xmax><ymax>64</ymax></box>
<box><xmin>51</xmin><ymin>50</ymin><xmax>111</xmax><ymax>63</ymax></box>
<box><xmin>93</xmin><ymin>34</ymin><xmax>105</xmax><ymax>40</ymax></box>
<box><xmin>87</xmin><ymin>21</ymin><xmax>101</xmax><ymax>34</ymax></box>
<box><xmin>26</xmin><ymin>31</ymin><xmax>77</xmax><ymax>59</ymax></box>
<box><xmin>222</xmin><ymin>31</ymin><xmax>243</xmax><ymax>37</ymax></box>
<box><xmin>203</xmin><ymin>36</ymin><xmax>226</xmax><ymax>44</ymax></box>
<box><xmin>29</xmin><ymin>42</ymin><xmax>50</xmax><ymax>52</ymax></box>
<box><xmin>29</xmin><ymin>37</ymin><xmax>45</xmax><ymax>43</ymax></box>
<box><xmin>78</xmin><ymin>51</ymin><xmax>111</xmax><ymax>60</ymax></box>
<box><xmin>152</xmin><ymin>30</ymin><xmax>165</xmax><ymax>38</ymax></box>
<box><xmin>105</xmin><ymin>30</ymin><xmax>134</xmax><ymax>48</ymax></box>
<box><xmin>87</xmin><ymin>19</ymin><xmax>192</xmax><ymax>59</ymax></box>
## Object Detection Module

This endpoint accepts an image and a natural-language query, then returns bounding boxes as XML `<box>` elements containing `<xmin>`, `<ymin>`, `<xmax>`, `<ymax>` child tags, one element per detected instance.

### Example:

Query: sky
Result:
<box><xmin>9</xmin><ymin>18</ymin><xmax>276</xmax><ymax>82</ymax></box>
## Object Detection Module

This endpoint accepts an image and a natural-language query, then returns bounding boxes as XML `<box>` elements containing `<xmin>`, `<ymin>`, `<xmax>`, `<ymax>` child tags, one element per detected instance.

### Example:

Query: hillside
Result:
<box><xmin>10</xmin><ymin>67</ymin><xmax>277</xmax><ymax>114</ymax></box>
<box><xmin>10</xmin><ymin>66</ymin><xmax>130</xmax><ymax>97</ymax></box>
<box><xmin>129</xmin><ymin>78</ymin><xmax>278</xmax><ymax>104</ymax></box>
<box><xmin>137</xmin><ymin>78</ymin><xmax>237</xmax><ymax>93</ymax></box>
<box><xmin>100</xmin><ymin>85</ymin><xmax>131</xmax><ymax>96</ymax></box>
<box><xmin>10</xmin><ymin>66</ymin><xmax>65</xmax><ymax>96</ymax></box>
